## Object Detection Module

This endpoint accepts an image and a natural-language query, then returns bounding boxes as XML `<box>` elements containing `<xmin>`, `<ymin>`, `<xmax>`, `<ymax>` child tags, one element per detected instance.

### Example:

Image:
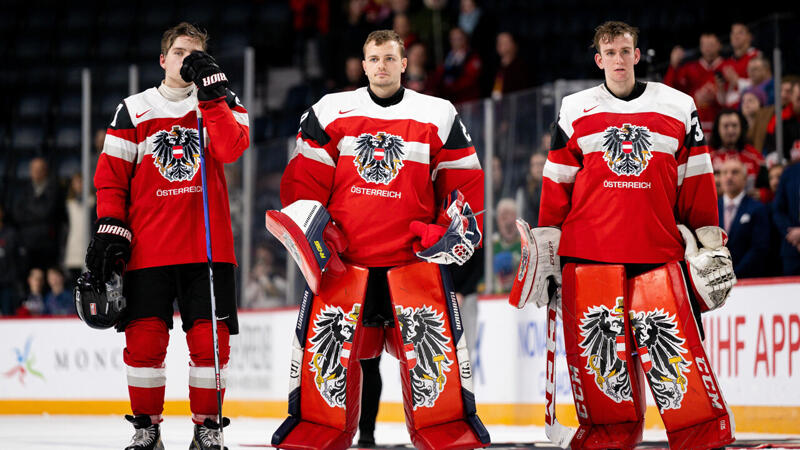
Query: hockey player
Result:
<box><xmin>267</xmin><ymin>30</ymin><xmax>490</xmax><ymax>450</ymax></box>
<box><xmin>87</xmin><ymin>22</ymin><xmax>248</xmax><ymax>450</ymax></box>
<box><xmin>510</xmin><ymin>21</ymin><xmax>737</xmax><ymax>449</ymax></box>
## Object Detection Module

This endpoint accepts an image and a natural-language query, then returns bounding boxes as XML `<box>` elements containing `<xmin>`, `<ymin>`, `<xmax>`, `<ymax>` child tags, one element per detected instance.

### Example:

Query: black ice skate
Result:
<box><xmin>189</xmin><ymin>417</ymin><xmax>230</xmax><ymax>450</ymax></box>
<box><xmin>124</xmin><ymin>414</ymin><xmax>164</xmax><ymax>450</ymax></box>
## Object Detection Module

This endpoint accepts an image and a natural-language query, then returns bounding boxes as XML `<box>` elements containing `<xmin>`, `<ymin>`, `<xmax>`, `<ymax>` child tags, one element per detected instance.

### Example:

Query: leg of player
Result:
<box><xmin>358</xmin><ymin>355</ymin><xmax>382</xmax><ymax>447</ymax></box>
<box><xmin>272</xmin><ymin>264</ymin><xmax>381</xmax><ymax>450</ymax></box>
<box><xmin>384</xmin><ymin>262</ymin><xmax>490</xmax><ymax>450</ymax></box>
<box><xmin>628</xmin><ymin>262</ymin><xmax>735</xmax><ymax>450</ymax></box>
<box><xmin>187</xmin><ymin>320</ymin><xmax>231</xmax><ymax>450</ymax></box>
<box><xmin>561</xmin><ymin>264</ymin><xmax>646</xmax><ymax>450</ymax></box>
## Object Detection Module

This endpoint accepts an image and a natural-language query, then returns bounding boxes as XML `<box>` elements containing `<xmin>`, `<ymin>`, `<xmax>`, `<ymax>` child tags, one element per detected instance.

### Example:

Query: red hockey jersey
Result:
<box><xmin>280</xmin><ymin>87</ymin><xmax>484</xmax><ymax>267</ymax></box>
<box><xmin>95</xmin><ymin>87</ymin><xmax>249</xmax><ymax>270</ymax></box>
<box><xmin>540</xmin><ymin>82</ymin><xmax>718</xmax><ymax>264</ymax></box>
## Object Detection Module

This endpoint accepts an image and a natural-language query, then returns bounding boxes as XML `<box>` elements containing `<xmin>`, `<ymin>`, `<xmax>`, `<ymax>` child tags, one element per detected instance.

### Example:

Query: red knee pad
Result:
<box><xmin>124</xmin><ymin>318</ymin><xmax>169</xmax><ymax>367</ymax></box>
<box><xmin>187</xmin><ymin>320</ymin><xmax>230</xmax><ymax>366</ymax></box>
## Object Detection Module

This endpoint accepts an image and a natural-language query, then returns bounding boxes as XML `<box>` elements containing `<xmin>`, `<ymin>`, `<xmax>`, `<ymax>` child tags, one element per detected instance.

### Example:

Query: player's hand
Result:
<box><xmin>85</xmin><ymin>217</ymin><xmax>132</xmax><ymax>283</ymax></box>
<box><xmin>509</xmin><ymin>221</ymin><xmax>561</xmax><ymax>309</ymax></box>
<box><xmin>678</xmin><ymin>225</ymin><xmax>736</xmax><ymax>312</ymax></box>
<box><xmin>180</xmin><ymin>50</ymin><xmax>229</xmax><ymax>101</ymax></box>
<box><xmin>412</xmin><ymin>205</ymin><xmax>481</xmax><ymax>266</ymax></box>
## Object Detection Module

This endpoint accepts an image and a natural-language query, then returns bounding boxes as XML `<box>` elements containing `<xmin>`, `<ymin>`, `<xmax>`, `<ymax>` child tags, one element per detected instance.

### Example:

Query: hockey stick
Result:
<box><xmin>197</xmin><ymin>108</ymin><xmax>225</xmax><ymax>446</ymax></box>
<box><xmin>545</xmin><ymin>294</ymin><xmax>576</xmax><ymax>448</ymax></box>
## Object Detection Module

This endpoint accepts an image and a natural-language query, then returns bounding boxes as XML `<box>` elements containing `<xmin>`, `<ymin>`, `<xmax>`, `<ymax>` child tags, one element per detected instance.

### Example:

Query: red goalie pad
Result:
<box><xmin>385</xmin><ymin>262</ymin><xmax>490</xmax><ymax>450</ymax></box>
<box><xmin>561</xmin><ymin>264</ymin><xmax>646</xmax><ymax>450</ymax></box>
<box><xmin>628</xmin><ymin>262</ymin><xmax>735</xmax><ymax>450</ymax></box>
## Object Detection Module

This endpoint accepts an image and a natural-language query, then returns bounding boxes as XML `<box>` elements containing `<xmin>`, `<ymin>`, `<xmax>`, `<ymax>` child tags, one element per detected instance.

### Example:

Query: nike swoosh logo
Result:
<box><xmin>338</xmin><ymin>108</ymin><xmax>356</xmax><ymax>114</ymax></box>
<box><xmin>583</xmin><ymin>105</ymin><xmax>599</xmax><ymax>113</ymax></box>
<box><xmin>135</xmin><ymin>109</ymin><xmax>152</xmax><ymax>118</ymax></box>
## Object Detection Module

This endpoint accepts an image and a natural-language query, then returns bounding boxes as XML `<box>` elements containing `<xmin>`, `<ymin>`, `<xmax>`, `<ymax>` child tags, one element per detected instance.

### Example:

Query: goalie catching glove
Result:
<box><xmin>677</xmin><ymin>224</ymin><xmax>737</xmax><ymax>312</ymax></box>
<box><xmin>508</xmin><ymin>219</ymin><xmax>561</xmax><ymax>309</ymax></box>
<box><xmin>265</xmin><ymin>200</ymin><xmax>347</xmax><ymax>294</ymax></box>
<box><xmin>410</xmin><ymin>189</ymin><xmax>482</xmax><ymax>266</ymax></box>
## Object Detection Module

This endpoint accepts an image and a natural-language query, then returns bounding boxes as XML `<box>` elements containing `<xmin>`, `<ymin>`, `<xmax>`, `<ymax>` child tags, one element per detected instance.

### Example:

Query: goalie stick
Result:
<box><xmin>545</xmin><ymin>296</ymin><xmax>576</xmax><ymax>448</ymax></box>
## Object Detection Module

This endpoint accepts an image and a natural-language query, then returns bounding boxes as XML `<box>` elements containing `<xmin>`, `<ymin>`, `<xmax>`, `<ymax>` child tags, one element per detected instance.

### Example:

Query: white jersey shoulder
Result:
<box><xmin>558</xmin><ymin>82</ymin><xmax>697</xmax><ymax>138</ymax></box>
<box><xmin>123</xmin><ymin>87</ymin><xmax>198</xmax><ymax>127</ymax></box>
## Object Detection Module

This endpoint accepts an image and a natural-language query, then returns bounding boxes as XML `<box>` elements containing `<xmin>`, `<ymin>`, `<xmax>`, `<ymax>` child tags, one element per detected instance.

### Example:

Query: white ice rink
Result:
<box><xmin>1</xmin><ymin>415</ymin><xmax>798</xmax><ymax>449</ymax></box>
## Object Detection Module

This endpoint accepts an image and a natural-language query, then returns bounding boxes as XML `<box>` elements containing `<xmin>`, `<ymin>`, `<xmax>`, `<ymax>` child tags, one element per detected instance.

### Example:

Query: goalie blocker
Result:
<box><xmin>561</xmin><ymin>263</ymin><xmax>734</xmax><ymax>450</ymax></box>
<box><xmin>271</xmin><ymin>262</ymin><xmax>489</xmax><ymax>450</ymax></box>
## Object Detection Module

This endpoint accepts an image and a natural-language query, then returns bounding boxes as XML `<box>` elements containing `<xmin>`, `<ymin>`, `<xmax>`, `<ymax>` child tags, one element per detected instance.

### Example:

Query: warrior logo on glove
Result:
<box><xmin>602</xmin><ymin>123</ymin><xmax>654</xmax><ymax>176</ymax></box>
<box><xmin>152</xmin><ymin>125</ymin><xmax>201</xmax><ymax>182</ymax></box>
<box><xmin>353</xmin><ymin>131</ymin><xmax>406</xmax><ymax>184</ymax></box>
<box><xmin>579</xmin><ymin>299</ymin><xmax>633</xmax><ymax>403</ymax></box>
<box><xmin>630</xmin><ymin>308</ymin><xmax>691</xmax><ymax>413</ymax></box>
<box><xmin>307</xmin><ymin>304</ymin><xmax>361</xmax><ymax>408</ymax></box>
<box><xmin>396</xmin><ymin>305</ymin><xmax>453</xmax><ymax>409</ymax></box>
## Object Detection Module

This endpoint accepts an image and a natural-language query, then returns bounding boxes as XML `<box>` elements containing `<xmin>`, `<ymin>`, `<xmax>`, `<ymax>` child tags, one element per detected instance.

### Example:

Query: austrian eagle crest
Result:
<box><xmin>630</xmin><ymin>308</ymin><xmax>691</xmax><ymax>412</ymax></box>
<box><xmin>601</xmin><ymin>123</ymin><xmax>653</xmax><ymax>176</ymax></box>
<box><xmin>152</xmin><ymin>125</ymin><xmax>201</xmax><ymax>182</ymax></box>
<box><xmin>579</xmin><ymin>298</ymin><xmax>632</xmax><ymax>403</ymax></box>
<box><xmin>395</xmin><ymin>305</ymin><xmax>452</xmax><ymax>409</ymax></box>
<box><xmin>307</xmin><ymin>304</ymin><xmax>360</xmax><ymax>408</ymax></box>
<box><xmin>353</xmin><ymin>131</ymin><xmax>406</xmax><ymax>185</ymax></box>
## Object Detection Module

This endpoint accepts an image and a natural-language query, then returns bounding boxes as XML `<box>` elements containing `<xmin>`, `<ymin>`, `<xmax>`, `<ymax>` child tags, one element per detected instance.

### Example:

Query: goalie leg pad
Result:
<box><xmin>561</xmin><ymin>264</ymin><xmax>646</xmax><ymax>450</ymax></box>
<box><xmin>628</xmin><ymin>262</ymin><xmax>735</xmax><ymax>450</ymax></box>
<box><xmin>385</xmin><ymin>262</ymin><xmax>490</xmax><ymax>450</ymax></box>
<box><xmin>271</xmin><ymin>264</ymin><xmax>370</xmax><ymax>450</ymax></box>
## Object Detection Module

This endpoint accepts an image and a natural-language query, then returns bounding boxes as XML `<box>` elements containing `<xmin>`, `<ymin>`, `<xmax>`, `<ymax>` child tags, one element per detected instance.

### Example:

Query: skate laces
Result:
<box><xmin>130</xmin><ymin>426</ymin><xmax>157</xmax><ymax>446</ymax></box>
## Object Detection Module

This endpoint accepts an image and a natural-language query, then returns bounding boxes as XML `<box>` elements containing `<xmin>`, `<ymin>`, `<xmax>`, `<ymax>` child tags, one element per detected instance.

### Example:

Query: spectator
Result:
<box><xmin>747</xmin><ymin>56</ymin><xmax>774</xmax><ymax>106</ymax></box>
<box><xmin>720</xmin><ymin>23</ymin><xmax>761</xmax><ymax>108</ymax></box>
<box><xmin>410</xmin><ymin>0</ymin><xmax>452</xmax><ymax>65</ymax></box>
<box><xmin>766</xmin><ymin>163</ymin><xmax>786</xmax><ymax>276</ymax></box>
<box><xmin>392</xmin><ymin>13</ymin><xmax>418</xmax><ymax>49</ymax></box>
<box><xmin>708</xmin><ymin>109</ymin><xmax>765</xmax><ymax>197</ymax></box>
<box><xmin>718</xmin><ymin>158</ymin><xmax>770</xmax><ymax>278</ymax></box>
<box><xmin>664</xmin><ymin>33</ymin><xmax>724</xmax><ymax>134</ymax></box>
<box><xmin>11</xmin><ymin>157</ymin><xmax>65</xmax><ymax>276</ymax></box>
<box><xmin>516</xmin><ymin>151</ymin><xmax>546</xmax><ymax>226</ymax></box>
<box><xmin>764</xmin><ymin>77</ymin><xmax>800</xmax><ymax>164</ymax></box>
<box><xmin>430</xmin><ymin>27</ymin><xmax>482</xmax><ymax>103</ymax></box>
<box><xmin>750</xmin><ymin>75</ymin><xmax>800</xmax><ymax>154</ymax></box>
<box><xmin>17</xmin><ymin>267</ymin><xmax>46</xmax><ymax>316</ymax></box>
<box><xmin>404</xmin><ymin>42</ymin><xmax>433</xmax><ymax>94</ymax></box>
<box><xmin>458</xmin><ymin>0</ymin><xmax>496</xmax><ymax>94</ymax></box>
<box><xmin>339</xmin><ymin>55</ymin><xmax>366</xmax><ymax>92</ymax></box>
<box><xmin>0</xmin><ymin>204</ymin><xmax>22</xmax><ymax>316</ymax></box>
<box><xmin>63</xmin><ymin>173</ymin><xmax>94</xmax><ymax>283</ymax></box>
<box><xmin>740</xmin><ymin>86</ymin><xmax>767</xmax><ymax>146</ymax></box>
<box><xmin>243</xmin><ymin>244</ymin><xmax>286</xmax><ymax>309</ymax></box>
<box><xmin>768</xmin><ymin>164</ymin><xmax>784</xmax><ymax>195</ymax></box>
<box><xmin>491</xmin><ymin>31</ymin><xmax>533</xmax><ymax>100</ymax></box>
<box><xmin>93</xmin><ymin>129</ymin><xmax>106</xmax><ymax>156</ymax></box>
<box><xmin>772</xmin><ymin>160</ymin><xmax>800</xmax><ymax>275</ymax></box>
<box><xmin>491</xmin><ymin>198</ymin><xmax>520</xmax><ymax>293</ymax></box>
<box><xmin>43</xmin><ymin>267</ymin><xmax>72</xmax><ymax>315</ymax></box>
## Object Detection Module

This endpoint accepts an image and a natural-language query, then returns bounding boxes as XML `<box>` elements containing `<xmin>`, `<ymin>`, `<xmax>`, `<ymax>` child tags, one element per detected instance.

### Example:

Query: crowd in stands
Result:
<box><xmin>2</xmin><ymin>2</ymin><xmax>799</xmax><ymax>313</ymax></box>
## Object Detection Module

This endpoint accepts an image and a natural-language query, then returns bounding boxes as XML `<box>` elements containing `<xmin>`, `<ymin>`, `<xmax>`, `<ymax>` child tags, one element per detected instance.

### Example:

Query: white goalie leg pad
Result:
<box><xmin>677</xmin><ymin>225</ymin><xmax>737</xmax><ymax>312</ymax></box>
<box><xmin>508</xmin><ymin>219</ymin><xmax>561</xmax><ymax>309</ymax></box>
<box><xmin>265</xmin><ymin>200</ymin><xmax>346</xmax><ymax>294</ymax></box>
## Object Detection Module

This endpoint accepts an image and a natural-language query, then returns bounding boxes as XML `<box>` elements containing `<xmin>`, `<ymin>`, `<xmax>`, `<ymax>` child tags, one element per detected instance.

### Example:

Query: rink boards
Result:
<box><xmin>1</xmin><ymin>276</ymin><xmax>798</xmax><ymax>434</ymax></box>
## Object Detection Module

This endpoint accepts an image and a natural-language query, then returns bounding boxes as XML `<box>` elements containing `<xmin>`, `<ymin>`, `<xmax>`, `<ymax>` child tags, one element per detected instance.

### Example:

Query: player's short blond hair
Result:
<box><xmin>161</xmin><ymin>22</ymin><xmax>208</xmax><ymax>56</ymax></box>
<box><xmin>592</xmin><ymin>21</ymin><xmax>639</xmax><ymax>50</ymax></box>
<box><xmin>363</xmin><ymin>30</ymin><xmax>406</xmax><ymax>58</ymax></box>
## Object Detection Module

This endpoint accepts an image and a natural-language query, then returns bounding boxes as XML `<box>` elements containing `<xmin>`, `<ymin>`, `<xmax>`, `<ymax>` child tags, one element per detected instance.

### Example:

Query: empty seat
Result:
<box><xmin>54</xmin><ymin>125</ymin><xmax>81</xmax><ymax>149</ymax></box>
<box><xmin>11</xmin><ymin>125</ymin><xmax>43</xmax><ymax>150</ymax></box>
<box><xmin>17</xmin><ymin>95</ymin><xmax>50</xmax><ymax>119</ymax></box>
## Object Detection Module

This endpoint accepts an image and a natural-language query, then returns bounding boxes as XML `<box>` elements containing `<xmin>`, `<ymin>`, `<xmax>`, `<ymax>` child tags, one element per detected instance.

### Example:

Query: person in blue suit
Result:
<box><xmin>718</xmin><ymin>158</ymin><xmax>771</xmax><ymax>278</ymax></box>
<box><xmin>772</xmin><ymin>161</ymin><xmax>800</xmax><ymax>275</ymax></box>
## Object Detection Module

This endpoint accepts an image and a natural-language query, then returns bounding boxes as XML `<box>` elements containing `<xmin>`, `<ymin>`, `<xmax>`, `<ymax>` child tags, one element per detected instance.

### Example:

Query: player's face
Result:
<box><xmin>594</xmin><ymin>34</ymin><xmax>640</xmax><ymax>86</ymax></box>
<box><xmin>160</xmin><ymin>36</ymin><xmax>204</xmax><ymax>88</ymax></box>
<box><xmin>363</xmin><ymin>41</ymin><xmax>407</xmax><ymax>92</ymax></box>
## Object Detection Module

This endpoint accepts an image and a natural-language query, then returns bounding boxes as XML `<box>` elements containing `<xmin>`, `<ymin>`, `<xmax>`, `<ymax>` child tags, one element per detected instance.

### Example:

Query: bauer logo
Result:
<box><xmin>3</xmin><ymin>336</ymin><xmax>45</xmax><ymax>385</ymax></box>
<box><xmin>601</xmin><ymin>123</ymin><xmax>654</xmax><ymax>176</ymax></box>
<box><xmin>151</xmin><ymin>125</ymin><xmax>201</xmax><ymax>182</ymax></box>
<box><xmin>353</xmin><ymin>131</ymin><xmax>406</xmax><ymax>185</ymax></box>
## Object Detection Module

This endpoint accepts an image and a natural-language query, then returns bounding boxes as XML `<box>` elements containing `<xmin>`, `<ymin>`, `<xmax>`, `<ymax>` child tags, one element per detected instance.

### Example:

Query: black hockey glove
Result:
<box><xmin>180</xmin><ymin>50</ymin><xmax>229</xmax><ymax>101</ymax></box>
<box><xmin>85</xmin><ymin>217</ymin><xmax>132</xmax><ymax>283</ymax></box>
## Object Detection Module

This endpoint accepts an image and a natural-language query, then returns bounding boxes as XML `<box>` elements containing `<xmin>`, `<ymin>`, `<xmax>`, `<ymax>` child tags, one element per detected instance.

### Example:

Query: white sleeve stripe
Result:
<box><xmin>103</xmin><ymin>135</ymin><xmax>138</xmax><ymax>163</ymax></box>
<box><xmin>296</xmin><ymin>137</ymin><xmax>335</xmax><ymax>167</ymax></box>
<box><xmin>232</xmin><ymin>110</ymin><xmax>249</xmax><ymax>127</ymax></box>
<box><xmin>542</xmin><ymin>160</ymin><xmax>580</xmax><ymax>183</ymax></box>
<box><xmin>677</xmin><ymin>153</ymin><xmax>713</xmax><ymax>186</ymax></box>
<box><xmin>431</xmin><ymin>153</ymin><xmax>481</xmax><ymax>181</ymax></box>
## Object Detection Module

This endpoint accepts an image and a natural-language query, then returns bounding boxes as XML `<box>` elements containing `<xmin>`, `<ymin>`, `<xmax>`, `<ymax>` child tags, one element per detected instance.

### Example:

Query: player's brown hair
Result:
<box><xmin>161</xmin><ymin>22</ymin><xmax>208</xmax><ymax>56</ymax></box>
<box><xmin>592</xmin><ymin>21</ymin><xmax>639</xmax><ymax>50</ymax></box>
<box><xmin>363</xmin><ymin>30</ymin><xmax>406</xmax><ymax>58</ymax></box>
